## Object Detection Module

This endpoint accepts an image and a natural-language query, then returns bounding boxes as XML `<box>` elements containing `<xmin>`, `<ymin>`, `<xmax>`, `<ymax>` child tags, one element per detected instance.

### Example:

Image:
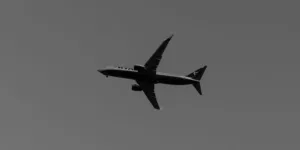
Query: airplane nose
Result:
<box><xmin>97</xmin><ymin>69</ymin><xmax>107</xmax><ymax>75</ymax></box>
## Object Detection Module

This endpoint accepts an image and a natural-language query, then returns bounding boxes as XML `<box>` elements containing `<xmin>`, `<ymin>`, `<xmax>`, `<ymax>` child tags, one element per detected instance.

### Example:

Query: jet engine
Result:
<box><xmin>134</xmin><ymin>64</ymin><xmax>145</xmax><ymax>72</ymax></box>
<box><xmin>132</xmin><ymin>84</ymin><xmax>142</xmax><ymax>91</ymax></box>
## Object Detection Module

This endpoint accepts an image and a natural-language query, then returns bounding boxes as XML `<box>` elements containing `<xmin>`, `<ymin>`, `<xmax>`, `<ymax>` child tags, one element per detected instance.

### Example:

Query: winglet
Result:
<box><xmin>166</xmin><ymin>34</ymin><xmax>174</xmax><ymax>42</ymax></box>
<box><xmin>154</xmin><ymin>106</ymin><xmax>162</xmax><ymax>111</ymax></box>
<box><xmin>163</xmin><ymin>34</ymin><xmax>174</xmax><ymax>44</ymax></box>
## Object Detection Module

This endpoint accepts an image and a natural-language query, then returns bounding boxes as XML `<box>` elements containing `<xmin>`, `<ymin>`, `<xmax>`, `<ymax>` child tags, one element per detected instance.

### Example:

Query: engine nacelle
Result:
<box><xmin>133</xmin><ymin>64</ymin><xmax>146</xmax><ymax>72</ymax></box>
<box><xmin>132</xmin><ymin>84</ymin><xmax>142</xmax><ymax>91</ymax></box>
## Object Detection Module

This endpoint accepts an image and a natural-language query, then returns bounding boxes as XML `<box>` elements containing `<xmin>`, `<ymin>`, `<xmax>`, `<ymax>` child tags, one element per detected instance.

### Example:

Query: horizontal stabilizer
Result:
<box><xmin>193</xmin><ymin>82</ymin><xmax>202</xmax><ymax>95</ymax></box>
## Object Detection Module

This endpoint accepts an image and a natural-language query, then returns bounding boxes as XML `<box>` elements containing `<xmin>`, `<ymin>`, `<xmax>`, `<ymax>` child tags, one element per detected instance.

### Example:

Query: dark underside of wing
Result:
<box><xmin>144</xmin><ymin>35</ymin><xmax>173</xmax><ymax>72</ymax></box>
<box><xmin>136</xmin><ymin>81</ymin><xmax>160</xmax><ymax>110</ymax></box>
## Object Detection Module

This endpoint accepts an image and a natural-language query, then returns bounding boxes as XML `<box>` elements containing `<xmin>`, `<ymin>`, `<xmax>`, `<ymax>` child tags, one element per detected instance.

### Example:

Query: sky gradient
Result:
<box><xmin>1</xmin><ymin>0</ymin><xmax>300</xmax><ymax>149</ymax></box>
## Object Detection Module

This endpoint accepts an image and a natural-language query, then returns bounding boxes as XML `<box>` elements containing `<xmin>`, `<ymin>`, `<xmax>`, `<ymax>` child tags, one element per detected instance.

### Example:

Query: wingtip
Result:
<box><xmin>154</xmin><ymin>107</ymin><xmax>162</xmax><ymax>111</ymax></box>
<box><xmin>164</xmin><ymin>34</ymin><xmax>174</xmax><ymax>41</ymax></box>
<box><xmin>154</xmin><ymin>105</ymin><xmax>162</xmax><ymax>110</ymax></box>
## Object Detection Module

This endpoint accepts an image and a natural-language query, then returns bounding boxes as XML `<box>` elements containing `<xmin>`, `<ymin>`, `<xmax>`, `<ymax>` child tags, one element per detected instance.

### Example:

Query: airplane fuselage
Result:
<box><xmin>99</xmin><ymin>68</ymin><xmax>198</xmax><ymax>85</ymax></box>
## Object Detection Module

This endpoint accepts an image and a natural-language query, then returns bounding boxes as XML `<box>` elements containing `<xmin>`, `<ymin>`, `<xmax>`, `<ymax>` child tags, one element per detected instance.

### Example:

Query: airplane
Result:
<box><xmin>98</xmin><ymin>35</ymin><xmax>207</xmax><ymax>110</ymax></box>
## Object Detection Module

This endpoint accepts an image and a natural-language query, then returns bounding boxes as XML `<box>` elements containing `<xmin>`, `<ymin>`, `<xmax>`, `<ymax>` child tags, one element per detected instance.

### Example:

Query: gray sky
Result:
<box><xmin>1</xmin><ymin>0</ymin><xmax>300</xmax><ymax>149</ymax></box>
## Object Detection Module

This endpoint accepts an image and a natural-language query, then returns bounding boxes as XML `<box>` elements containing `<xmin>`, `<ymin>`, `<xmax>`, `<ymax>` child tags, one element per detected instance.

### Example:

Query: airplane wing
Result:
<box><xmin>136</xmin><ymin>80</ymin><xmax>160</xmax><ymax>110</ymax></box>
<box><xmin>144</xmin><ymin>35</ymin><xmax>173</xmax><ymax>72</ymax></box>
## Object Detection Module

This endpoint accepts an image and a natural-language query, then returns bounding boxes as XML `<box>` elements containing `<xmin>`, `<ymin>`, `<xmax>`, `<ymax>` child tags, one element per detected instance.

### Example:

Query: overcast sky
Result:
<box><xmin>1</xmin><ymin>0</ymin><xmax>300</xmax><ymax>149</ymax></box>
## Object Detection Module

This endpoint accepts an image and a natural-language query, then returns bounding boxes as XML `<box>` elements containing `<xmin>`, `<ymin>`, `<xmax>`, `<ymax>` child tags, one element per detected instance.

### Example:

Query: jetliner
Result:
<box><xmin>98</xmin><ymin>35</ymin><xmax>207</xmax><ymax>110</ymax></box>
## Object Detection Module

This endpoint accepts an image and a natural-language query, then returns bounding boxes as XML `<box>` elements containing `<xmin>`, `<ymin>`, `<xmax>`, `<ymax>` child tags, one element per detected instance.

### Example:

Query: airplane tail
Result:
<box><xmin>187</xmin><ymin>66</ymin><xmax>207</xmax><ymax>95</ymax></box>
